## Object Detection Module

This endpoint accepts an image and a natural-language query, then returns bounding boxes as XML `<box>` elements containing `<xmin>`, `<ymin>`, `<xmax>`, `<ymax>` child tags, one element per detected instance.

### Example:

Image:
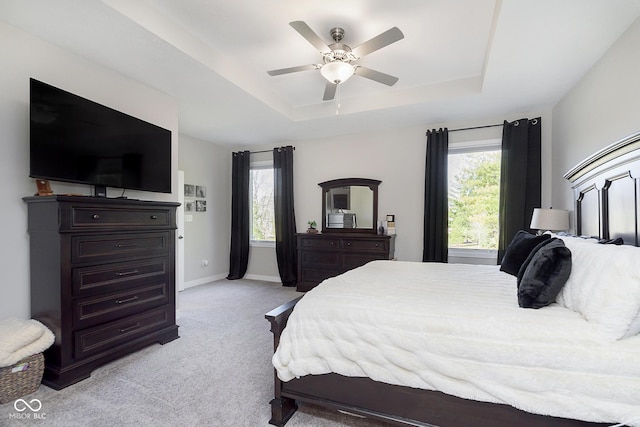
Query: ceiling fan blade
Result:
<box><xmin>352</xmin><ymin>27</ymin><xmax>404</xmax><ymax>58</ymax></box>
<box><xmin>267</xmin><ymin>64</ymin><xmax>319</xmax><ymax>76</ymax></box>
<box><xmin>290</xmin><ymin>21</ymin><xmax>330</xmax><ymax>53</ymax></box>
<box><xmin>354</xmin><ymin>67</ymin><xmax>399</xmax><ymax>86</ymax></box>
<box><xmin>323</xmin><ymin>82</ymin><xmax>337</xmax><ymax>101</ymax></box>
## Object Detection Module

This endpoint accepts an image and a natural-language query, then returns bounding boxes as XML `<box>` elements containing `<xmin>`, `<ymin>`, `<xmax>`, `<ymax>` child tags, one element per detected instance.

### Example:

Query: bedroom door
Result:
<box><xmin>177</xmin><ymin>170</ymin><xmax>185</xmax><ymax>292</ymax></box>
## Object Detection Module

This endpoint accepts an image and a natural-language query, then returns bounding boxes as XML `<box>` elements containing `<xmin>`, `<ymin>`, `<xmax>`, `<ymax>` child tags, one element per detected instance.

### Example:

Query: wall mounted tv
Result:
<box><xmin>29</xmin><ymin>78</ymin><xmax>172</xmax><ymax>195</ymax></box>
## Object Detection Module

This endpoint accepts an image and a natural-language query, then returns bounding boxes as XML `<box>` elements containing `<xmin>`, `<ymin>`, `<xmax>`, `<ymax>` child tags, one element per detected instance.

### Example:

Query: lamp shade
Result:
<box><xmin>320</xmin><ymin>62</ymin><xmax>355</xmax><ymax>84</ymax></box>
<box><xmin>530</xmin><ymin>208</ymin><xmax>569</xmax><ymax>231</ymax></box>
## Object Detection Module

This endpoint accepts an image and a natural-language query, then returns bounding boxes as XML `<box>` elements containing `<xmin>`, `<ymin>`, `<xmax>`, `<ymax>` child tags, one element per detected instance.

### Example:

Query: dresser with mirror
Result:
<box><xmin>296</xmin><ymin>178</ymin><xmax>395</xmax><ymax>292</ymax></box>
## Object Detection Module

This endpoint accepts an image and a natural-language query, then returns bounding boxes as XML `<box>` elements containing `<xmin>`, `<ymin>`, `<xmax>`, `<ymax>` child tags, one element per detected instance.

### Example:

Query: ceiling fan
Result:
<box><xmin>267</xmin><ymin>21</ymin><xmax>404</xmax><ymax>101</ymax></box>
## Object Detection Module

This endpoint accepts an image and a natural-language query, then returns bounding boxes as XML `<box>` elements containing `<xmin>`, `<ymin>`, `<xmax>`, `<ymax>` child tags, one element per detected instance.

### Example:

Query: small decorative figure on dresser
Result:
<box><xmin>378</xmin><ymin>221</ymin><xmax>385</xmax><ymax>235</ymax></box>
<box><xmin>386</xmin><ymin>214</ymin><xmax>396</xmax><ymax>235</ymax></box>
<box><xmin>307</xmin><ymin>220</ymin><xmax>318</xmax><ymax>234</ymax></box>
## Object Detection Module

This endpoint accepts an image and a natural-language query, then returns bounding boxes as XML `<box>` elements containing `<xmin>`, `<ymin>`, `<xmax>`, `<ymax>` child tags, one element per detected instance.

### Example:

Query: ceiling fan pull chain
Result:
<box><xmin>336</xmin><ymin>84</ymin><xmax>341</xmax><ymax>115</ymax></box>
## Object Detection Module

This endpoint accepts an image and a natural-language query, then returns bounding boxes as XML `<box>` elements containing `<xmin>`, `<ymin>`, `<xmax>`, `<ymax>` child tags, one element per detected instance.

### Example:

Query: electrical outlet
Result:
<box><xmin>201</xmin><ymin>259</ymin><xmax>209</xmax><ymax>268</ymax></box>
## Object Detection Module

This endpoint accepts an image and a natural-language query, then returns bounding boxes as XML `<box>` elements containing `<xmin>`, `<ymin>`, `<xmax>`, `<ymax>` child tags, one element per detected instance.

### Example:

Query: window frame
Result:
<box><xmin>447</xmin><ymin>138</ymin><xmax>501</xmax><ymax>260</ymax></box>
<box><xmin>249</xmin><ymin>160</ymin><xmax>276</xmax><ymax>247</ymax></box>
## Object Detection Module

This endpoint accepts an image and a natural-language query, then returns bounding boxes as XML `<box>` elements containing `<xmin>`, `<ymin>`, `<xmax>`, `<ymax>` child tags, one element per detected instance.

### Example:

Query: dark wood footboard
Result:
<box><xmin>265</xmin><ymin>296</ymin><xmax>303</xmax><ymax>426</ymax></box>
<box><xmin>266</xmin><ymin>297</ymin><xmax>608</xmax><ymax>427</ymax></box>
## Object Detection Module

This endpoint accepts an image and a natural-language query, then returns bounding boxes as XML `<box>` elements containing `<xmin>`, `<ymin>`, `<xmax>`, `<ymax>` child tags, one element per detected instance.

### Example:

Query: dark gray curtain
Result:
<box><xmin>498</xmin><ymin>118</ymin><xmax>542</xmax><ymax>263</ymax></box>
<box><xmin>227</xmin><ymin>150</ymin><xmax>250</xmax><ymax>280</ymax></box>
<box><xmin>423</xmin><ymin>128</ymin><xmax>449</xmax><ymax>262</ymax></box>
<box><xmin>273</xmin><ymin>146</ymin><xmax>297</xmax><ymax>287</ymax></box>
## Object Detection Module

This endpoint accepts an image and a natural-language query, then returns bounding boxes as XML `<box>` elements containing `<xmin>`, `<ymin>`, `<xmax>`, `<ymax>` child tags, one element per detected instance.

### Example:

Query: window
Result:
<box><xmin>448</xmin><ymin>139</ymin><xmax>501</xmax><ymax>253</ymax></box>
<box><xmin>250</xmin><ymin>162</ymin><xmax>275</xmax><ymax>245</ymax></box>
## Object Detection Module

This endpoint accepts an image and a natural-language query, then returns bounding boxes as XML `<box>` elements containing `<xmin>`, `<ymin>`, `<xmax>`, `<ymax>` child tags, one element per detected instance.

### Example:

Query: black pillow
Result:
<box><xmin>500</xmin><ymin>231</ymin><xmax>551</xmax><ymax>276</ymax></box>
<box><xmin>598</xmin><ymin>237</ymin><xmax>624</xmax><ymax>245</ymax></box>
<box><xmin>516</xmin><ymin>237</ymin><xmax>557</xmax><ymax>284</ymax></box>
<box><xmin>516</xmin><ymin>239</ymin><xmax>572</xmax><ymax>309</ymax></box>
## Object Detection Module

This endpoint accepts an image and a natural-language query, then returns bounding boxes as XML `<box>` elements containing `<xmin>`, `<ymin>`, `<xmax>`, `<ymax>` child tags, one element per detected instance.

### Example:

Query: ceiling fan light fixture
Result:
<box><xmin>320</xmin><ymin>61</ymin><xmax>355</xmax><ymax>84</ymax></box>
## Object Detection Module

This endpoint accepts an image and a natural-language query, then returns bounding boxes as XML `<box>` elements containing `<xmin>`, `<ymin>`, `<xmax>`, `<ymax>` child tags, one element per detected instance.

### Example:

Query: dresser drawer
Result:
<box><xmin>300</xmin><ymin>251</ymin><xmax>340</xmax><ymax>269</ymax></box>
<box><xmin>300</xmin><ymin>268</ymin><xmax>340</xmax><ymax>285</ymax></box>
<box><xmin>342</xmin><ymin>238</ymin><xmax>387</xmax><ymax>253</ymax></box>
<box><xmin>299</xmin><ymin>237</ymin><xmax>340</xmax><ymax>250</ymax></box>
<box><xmin>72</xmin><ymin>258</ymin><xmax>169</xmax><ymax>296</ymax></box>
<box><xmin>72</xmin><ymin>232</ymin><xmax>170</xmax><ymax>264</ymax></box>
<box><xmin>69</xmin><ymin>206</ymin><xmax>173</xmax><ymax>229</ymax></box>
<box><xmin>343</xmin><ymin>254</ymin><xmax>387</xmax><ymax>271</ymax></box>
<box><xmin>73</xmin><ymin>283</ymin><xmax>169</xmax><ymax>329</ymax></box>
<box><xmin>74</xmin><ymin>306</ymin><xmax>173</xmax><ymax>359</ymax></box>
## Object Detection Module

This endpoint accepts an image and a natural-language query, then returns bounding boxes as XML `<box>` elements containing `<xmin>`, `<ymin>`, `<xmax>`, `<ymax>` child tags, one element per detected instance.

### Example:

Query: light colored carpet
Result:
<box><xmin>0</xmin><ymin>279</ymin><xmax>390</xmax><ymax>426</ymax></box>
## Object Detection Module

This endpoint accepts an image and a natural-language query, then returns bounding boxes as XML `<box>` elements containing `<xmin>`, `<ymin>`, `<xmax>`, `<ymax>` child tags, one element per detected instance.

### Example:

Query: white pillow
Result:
<box><xmin>555</xmin><ymin>235</ymin><xmax>640</xmax><ymax>340</ymax></box>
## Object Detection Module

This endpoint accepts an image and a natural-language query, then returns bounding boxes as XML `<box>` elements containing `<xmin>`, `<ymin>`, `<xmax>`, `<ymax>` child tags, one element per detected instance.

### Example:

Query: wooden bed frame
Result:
<box><xmin>265</xmin><ymin>131</ymin><xmax>640</xmax><ymax>427</ymax></box>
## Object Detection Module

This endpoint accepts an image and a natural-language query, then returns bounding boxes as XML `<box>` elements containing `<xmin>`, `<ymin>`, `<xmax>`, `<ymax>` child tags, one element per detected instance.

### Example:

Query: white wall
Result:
<box><xmin>243</xmin><ymin>111</ymin><xmax>551</xmax><ymax>278</ymax></box>
<box><xmin>178</xmin><ymin>134</ymin><xmax>231</xmax><ymax>287</ymax></box>
<box><xmin>552</xmin><ymin>18</ymin><xmax>640</xmax><ymax>216</ymax></box>
<box><xmin>0</xmin><ymin>22</ymin><xmax>179</xmax><ymax>319</ymax></box>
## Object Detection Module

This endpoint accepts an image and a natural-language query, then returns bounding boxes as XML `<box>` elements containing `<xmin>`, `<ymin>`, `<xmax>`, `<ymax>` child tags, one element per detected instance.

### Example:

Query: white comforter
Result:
<box><xmin>273</xmin><ymin>261</ymin><xmax>640</xmax><ymax>426</ymax></box>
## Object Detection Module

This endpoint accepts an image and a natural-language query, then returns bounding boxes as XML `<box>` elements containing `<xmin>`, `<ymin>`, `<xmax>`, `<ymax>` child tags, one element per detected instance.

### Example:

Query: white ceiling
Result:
<box><xmin>2</xmin><ymin>0</ymin><xmax>640</xmax><ymax>146</ymax></box>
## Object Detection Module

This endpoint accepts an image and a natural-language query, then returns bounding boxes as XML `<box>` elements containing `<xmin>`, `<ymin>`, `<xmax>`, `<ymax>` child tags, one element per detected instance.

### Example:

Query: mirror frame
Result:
<box><xmin>319</xmin><ymin>178</ymin><xmax>381</xmax><ymax>234</ymax></box>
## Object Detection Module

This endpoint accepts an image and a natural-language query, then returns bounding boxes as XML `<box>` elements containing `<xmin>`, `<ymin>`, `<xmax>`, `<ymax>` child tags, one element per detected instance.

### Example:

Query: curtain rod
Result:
<box><xmin>448</xmin><ymin>123</ymin><xmax>503</xmax><ymax>133</ymax></box>
<box><xmin>247</xmin><ymin>146</ymin><xmax>296</xmax><ymax>155</ymax></box>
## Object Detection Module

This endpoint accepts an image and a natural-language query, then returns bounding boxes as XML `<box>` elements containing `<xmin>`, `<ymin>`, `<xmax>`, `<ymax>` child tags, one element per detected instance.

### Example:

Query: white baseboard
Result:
<box><xmin>244</xmin><ymin>274</ymin><xmax>282</xmax><ymax>283</ymax></box>
<box><xmin>181</xmin><ymin>273</ymin><xmax>282</xmax><ymax>291</ymax></box>
<box><xmin>182</xmin><ymin>273</ymin><xmax>227</xmax><ymax>290</ymax></box>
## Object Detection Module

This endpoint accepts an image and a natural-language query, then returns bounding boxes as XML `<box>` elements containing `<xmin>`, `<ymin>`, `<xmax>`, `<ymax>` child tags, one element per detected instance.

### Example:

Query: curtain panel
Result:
<box><xmin>423</xmin><ymin>128</ymin><xmax>449</xmax><ymax>262</ymax></box>
<box><xmin>498</xmin><ymin>118</ymin><xmax>542</xmax><ymax>263</ymax></box>
<box><xmin>273</xmin><ymin>146</ymin><xmax>297</xmax><ymax>287</ymax></box>
<box><xmin>227</xmin><ymin>150</ymin><xmax>251</xmax><ymax>280</ymax></box>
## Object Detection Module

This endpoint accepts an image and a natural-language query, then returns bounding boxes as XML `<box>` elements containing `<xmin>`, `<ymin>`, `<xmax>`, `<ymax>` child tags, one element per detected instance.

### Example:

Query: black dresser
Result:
<box><xmin>23</xmin><ymin>196</ymin><xmax>180</xmax><ymax>389</ymax></box>
<box><xmin>296</xmin><ymin>233</ymin><xmax>395</xmax><ymax>292</ymax></box>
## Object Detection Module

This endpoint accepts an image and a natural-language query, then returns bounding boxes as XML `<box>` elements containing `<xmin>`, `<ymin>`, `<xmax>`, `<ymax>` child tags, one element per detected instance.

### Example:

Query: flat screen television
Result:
<box><xmin>29</xmin><ymin>78</ymin><xmax>172</xmax><ymax>195</ymax></box>
<box><xmin>333</xmin><ymin>193</ymin><xmax>350</xmax><ymax>210</ymax></box>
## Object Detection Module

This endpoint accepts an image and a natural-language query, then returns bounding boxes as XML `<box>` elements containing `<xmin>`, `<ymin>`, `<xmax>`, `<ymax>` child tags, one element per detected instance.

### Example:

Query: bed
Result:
<box><xmin>265</xmin><ymin>131</ymin><xmax>640</xmax><ymax>427</ymax></box>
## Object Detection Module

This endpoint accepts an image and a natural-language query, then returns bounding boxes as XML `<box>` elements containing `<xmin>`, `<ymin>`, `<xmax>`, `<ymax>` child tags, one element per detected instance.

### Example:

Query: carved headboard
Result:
<box><xmin>564</xmin><ymin>131</ymin><xmax>640</xmax><ymax>246</ymax></box>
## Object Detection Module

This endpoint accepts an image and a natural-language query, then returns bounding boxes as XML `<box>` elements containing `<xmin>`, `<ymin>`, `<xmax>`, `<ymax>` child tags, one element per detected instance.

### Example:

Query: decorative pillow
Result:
<box><xmin>554</xmin><ymin>234</ymin><xmax>640</xmax><ymax>340</ymax></box>
<box><xmin>500</xmin><ymin>231</ymin><xmax>551</xmax><ymax>276</ymax></box>
<box><xmin>516</xmin><ymin>238</ymin><xmax>571</xmax><ymax>309</ymax></box>
<box><xmin>516</xmin><ymin>237</ymin><xmax>556</xmax><ymax>284</ymax></box>
<box><xmin>597</xmin><ymin>237</ymin><xmax>624</xmax><ymax>245</ymax></box>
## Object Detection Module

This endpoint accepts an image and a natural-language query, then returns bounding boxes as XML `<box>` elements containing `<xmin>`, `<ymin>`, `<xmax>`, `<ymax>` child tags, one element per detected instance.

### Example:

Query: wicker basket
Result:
<box><xmin>0</xmin><ymin>353</ymin><xmax>44</xmax><ymax>404</ymax></box>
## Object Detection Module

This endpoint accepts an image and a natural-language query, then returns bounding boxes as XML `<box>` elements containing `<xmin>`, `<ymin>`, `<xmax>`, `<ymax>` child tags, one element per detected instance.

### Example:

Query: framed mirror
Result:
<box><xmin>319</xmin><ymin>178</ymin><xmax>380</xmax><ymax>234</ymax></box>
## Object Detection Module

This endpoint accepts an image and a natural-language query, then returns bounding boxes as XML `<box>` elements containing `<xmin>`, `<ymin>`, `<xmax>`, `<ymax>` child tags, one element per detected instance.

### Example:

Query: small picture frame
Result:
<box><xmin>36</xmin><ymin>179</ymin><xmax>53</xmax><ymax>196</ymax></box>
<box><xmin>185</xmin><ymin>201</ymin><xmax>195</xmax><ymax>212</ymax></box>
<box><xmin>196</xmin><ymin>200</ymin><xmax>206</xmax><ymax>212</ymax></box>
<box><xmin>196</xmin><ymin>185</ymin><xmax>206</xmax><ymax>198</ymax></box>
<box><xmin>184</xmin><ymin>184</ymin><xmax>195</xmax><ymax>197</ymax></box>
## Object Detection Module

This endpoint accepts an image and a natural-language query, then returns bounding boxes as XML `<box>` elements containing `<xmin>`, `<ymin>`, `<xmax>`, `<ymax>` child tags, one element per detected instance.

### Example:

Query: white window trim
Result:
<box><xmin>250</xmin><ymin>160</ymin><xmax>276</xmax><ymax>247</ymax></box>
<box><xmin>448</xmin><ymin>247</ymin><xmax>498</xmax><ymax>259</ymax></box>
<box><xmin>448</xmin><ymin>138</ymin><xmax>502</xmax><ymax>257</ymax></box>
<box><xmin>251</xmin><ymin>240</ymin><xmax>275</xmax><ymax>248</ymax></box>
<box><xmin>448</xmin><ymin>138</ymin><xmax>501</xmax><ymax>154</ymax></box>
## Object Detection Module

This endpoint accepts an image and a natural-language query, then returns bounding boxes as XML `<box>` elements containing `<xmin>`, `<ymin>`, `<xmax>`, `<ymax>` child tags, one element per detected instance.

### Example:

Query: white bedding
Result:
<box><xmin>273</xmin><ymin>261</ymin><xmax>640</xmax><ymax>426</ymax></box>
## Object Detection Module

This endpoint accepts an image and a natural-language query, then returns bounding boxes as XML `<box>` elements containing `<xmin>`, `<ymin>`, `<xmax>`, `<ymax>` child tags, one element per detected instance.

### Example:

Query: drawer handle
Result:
<box><xmin>375</xmin><ymin>243</ymin><xmax>379</xmax><ymax>247</ymax></box>
<box><xmin>330</xmin><ymin>242</ymin><xmax>334</xmax><ymax>245</ymax></box>
<box><xmin>92</xmin><ymin>214</ymin><xmax>100</xmax><ymax>220</ymax></box>
<box><xmin>118</xmin><ymin>323</ymin><xmax>140</xmax><ymax>333</ymax></box>
<box><xmin>116</xmin><ymin>296</ymin><xmax>139</xmax><ymax>305</ymax></box>
<box><xmin>150</xmin><ymin>215</ymin><xmax>158</xmax><ymax>220</ymax></box>
<box><xmin>116</xmin><ymin>270</ymin><xmax>140</xmax><ymax>277</ymax></box>
<box><xmin>347</xmin><ymin>242</ymin><xmax>352</xmax><ymax>246</ymax></box>
<box><xmin>115</xmin><ymin>243</ymin><xmax>137</xmax><ymax>248</ymax></box>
